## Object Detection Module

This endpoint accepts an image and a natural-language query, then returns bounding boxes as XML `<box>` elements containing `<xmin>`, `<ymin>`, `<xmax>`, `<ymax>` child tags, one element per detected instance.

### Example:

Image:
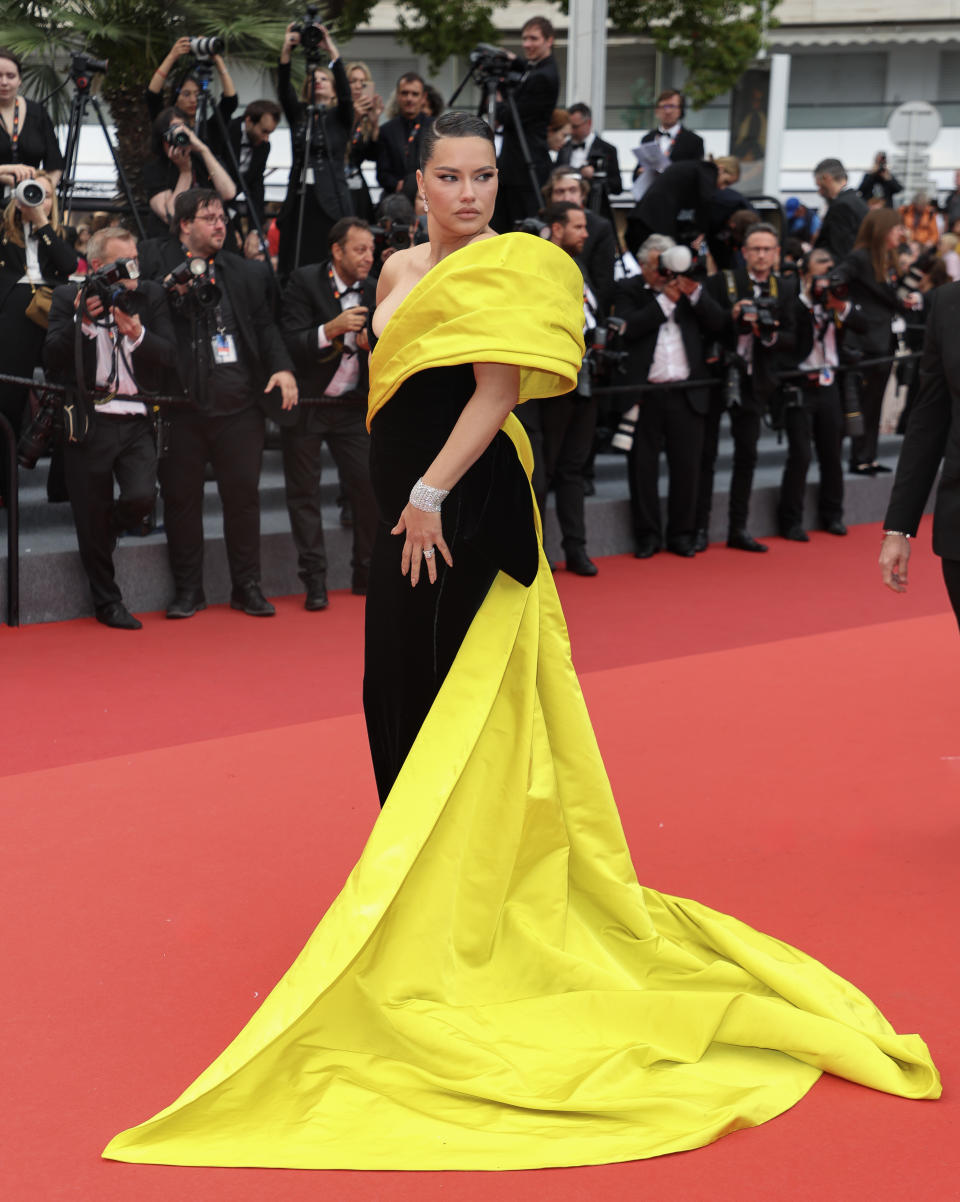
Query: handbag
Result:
<box><xmin>25</xmin><ymin>283</ymin><xmax>53</xmax><ymax>329</ymax></box>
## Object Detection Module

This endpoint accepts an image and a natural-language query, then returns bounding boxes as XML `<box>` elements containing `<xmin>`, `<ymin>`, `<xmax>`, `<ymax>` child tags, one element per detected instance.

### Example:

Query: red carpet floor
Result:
<box><xmin>2</xmin><ymin>520</ymin><xmax>956</xmax><ymax>1202</ymax></box>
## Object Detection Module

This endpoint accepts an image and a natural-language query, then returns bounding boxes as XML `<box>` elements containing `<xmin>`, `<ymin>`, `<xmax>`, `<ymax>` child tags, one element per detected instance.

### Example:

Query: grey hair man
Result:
<box><xmin>814</xmin><ymin>157</ymin><xmax>868</xmax><ymax>260</ymax></box>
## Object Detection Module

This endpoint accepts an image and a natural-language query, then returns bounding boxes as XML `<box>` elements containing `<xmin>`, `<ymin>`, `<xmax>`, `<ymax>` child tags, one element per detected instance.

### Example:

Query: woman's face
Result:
<box><xmin>349</xmin><ymin>69</ymin><xmax>370</xmax><ymax>100</ymax></box>
<box><xmin>887</xmin><ymin>223</ymin><xmax>907</xmax><ymax>250</ymax></box>
<box><xmin>417</xmin><ymin>136</ymin><xmax>498</xmax><ymax>237</ymax></box>
<box><xmin>0</xmin><ymin>56</ymin><xmax>21</xmax><ymax>104</ymax></box>
<box><xmin>176</xmin><ymin>80</ymin><xmax>200</xmax><ymax>119</ymax></box>
<box><xmin>547</xmin><ymin>122</ymin><xmax>571</xmax><ymax>152</ymax></box>
<box><xmin>314</xmin><ymin>70</ymin><xmax>335</xmax><ymax>102</ymax></box>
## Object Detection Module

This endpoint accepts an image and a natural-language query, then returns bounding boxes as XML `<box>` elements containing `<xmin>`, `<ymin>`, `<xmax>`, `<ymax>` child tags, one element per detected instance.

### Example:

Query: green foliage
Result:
<box><xmin>395</xmin><ymin>0</ymin><xmax>510</xmax><ymax>72</ymax></box>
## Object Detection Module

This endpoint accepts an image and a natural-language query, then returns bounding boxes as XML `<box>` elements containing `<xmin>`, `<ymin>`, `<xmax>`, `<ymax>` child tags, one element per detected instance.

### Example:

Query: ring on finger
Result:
<box><xmin>422</xmin><ymin>546</ymin><xmax>435</xmax><ymax>559</ymax></box>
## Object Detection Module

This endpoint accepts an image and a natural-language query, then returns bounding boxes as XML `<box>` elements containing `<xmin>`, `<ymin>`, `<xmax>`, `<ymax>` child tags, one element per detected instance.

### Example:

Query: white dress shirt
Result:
<box><xmin>649</xmin><ymin>286</ymin><xmax>701</xmax><ymax>383</ymax></box>
<box><xmin>82</xmin><ymin>319</ymin><xmax>148</xmax><ymax>415</ymax></box>
<box><xmin>317</xmin><ymin>267</ymin><xmax>363</xmax><ymax>397</ymax></box>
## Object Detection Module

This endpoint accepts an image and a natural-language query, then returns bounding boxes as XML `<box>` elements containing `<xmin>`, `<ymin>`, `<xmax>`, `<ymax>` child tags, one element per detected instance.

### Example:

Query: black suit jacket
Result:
<box><xmin>281</xmin><ymin>261</ymin><xmax>375</xmax><ymax>402</ymax></box>
<box><xmin>582</xmin><ymin>211</ymin><xmax>616</xmax><ymax>317</ymax></box>
<box><xmin>44</xmin><ymin>279</ymin><xmax>176</xmax><ymax>397</ymax></box>
<box><xmin>883</xmin><ymin>282</ymin><xmax>960</xmax><ymax>558</ymax></box>
<box><xmin>209</xmin><ymin>115</ymin><xmax>271</xmax><ymax>223</ymax></box>
<box><xmin>556</xmin><ymin>133</ymin><xmax>623</xmax><ymax>195</ymax></box>
<box><xmin>277</xmin><ymin>58</ymin><xmax>353</xmax><ymax>223</ymax></box>
<box><xmin>640</xmin><ymin>126</ymin><xmax>705</xmax><ymax>164</ymax></box>
<box><xmin>816</xmin><ymin>188</ymin><xmax>868</xmax><ymax>262</ymax></box>
<box><xmin>834</xmin><ymin>247</ymin><xmax>907</xmax><ymax>358</ymax></box>
<box><xmin>613</xmin><ymin>278</ymin><xmax>727</xmax><ymax>414</ymax></box>
<box><xmin>626</xmin><ymin>159</ymin><xmax>719</xmax><ymax>256</ymax></box>
<box><xmin>137</xmin><ymin>237</ymin><xmax>294</xmax><ymax>413</ymax></box>
<box><xmin>497</xmin><ymin>55</ymin><xmax>559</xmax><ymax>184</ymax></box>
<box><xmin>376</xmin><ymin>114</ymin><xmax>434</xmax><ymax>196</ymax></box>
<box><xmin>0</xmin><ymin>226</ymin><xmax>77</xmax><ymax>313</ymax></box>
<box><xmin>708</xmin><ymin>267</ymin><xmax>798</xmax><ymax>410</ymax></box>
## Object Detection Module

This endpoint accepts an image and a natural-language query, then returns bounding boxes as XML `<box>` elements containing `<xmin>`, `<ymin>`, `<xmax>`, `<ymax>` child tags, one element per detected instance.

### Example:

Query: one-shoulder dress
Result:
<box><xmin>103</xmin><ymin>234</ymin><xmax>939</xmax><ymax>1172</ymax></box>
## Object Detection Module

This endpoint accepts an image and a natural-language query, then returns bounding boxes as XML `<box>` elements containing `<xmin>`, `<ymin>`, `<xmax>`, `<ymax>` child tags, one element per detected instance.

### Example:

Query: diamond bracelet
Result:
<box><xmin>409</xmin><ymin>477</ymin><xmax>450</xmax><ymax>513</ymax></box>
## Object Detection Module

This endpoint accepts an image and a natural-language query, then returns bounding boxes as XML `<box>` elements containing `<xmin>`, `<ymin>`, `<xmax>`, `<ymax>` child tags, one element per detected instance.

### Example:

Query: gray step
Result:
<box><xmin>1</xmin><ymin>430</ymin><xmax>914</xmax><ymax>625</ymax></box>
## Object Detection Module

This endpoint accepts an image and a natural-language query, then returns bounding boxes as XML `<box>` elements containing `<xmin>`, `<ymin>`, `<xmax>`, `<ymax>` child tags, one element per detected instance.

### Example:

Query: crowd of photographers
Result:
<box><xmin>0</xmin><ymin>15</ymin><xmax>957</xmax><ymax>625</ymax></box>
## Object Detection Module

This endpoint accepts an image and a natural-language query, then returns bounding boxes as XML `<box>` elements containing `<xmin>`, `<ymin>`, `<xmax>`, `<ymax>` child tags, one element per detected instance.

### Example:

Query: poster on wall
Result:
<box><xmin>729</xmin><ymin>66</ymin><xmax>771</xmax><ymax>195</ymax></box>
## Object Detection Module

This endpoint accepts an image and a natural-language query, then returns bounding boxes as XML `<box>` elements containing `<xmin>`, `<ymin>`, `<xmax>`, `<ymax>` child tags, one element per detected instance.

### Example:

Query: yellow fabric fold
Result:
<box><xmin>366</xmin><ymin>232</ymin><xmax>586</xmax><ymax>429</ymax></box>
<box><xmin>103</xmin><ymin>419</ymin><xmax>940</xmax><ymax>1172</ymax></box>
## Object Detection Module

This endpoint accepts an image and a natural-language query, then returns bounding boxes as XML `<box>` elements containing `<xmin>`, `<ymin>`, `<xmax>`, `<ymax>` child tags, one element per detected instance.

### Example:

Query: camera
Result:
<box><xmin>658</xmin><ymin>244</ymin><xmax>694</xmax><ymax>280</ymax></box>
<box><xmin>587</xmin><ymin>151</ymin><xmax>607</xmax><ymax>184</ymax></box>
<box><xmin>17</xmin><ymin>369</ymin><xmax>60</xmax><ymax>469</ymax></box>
<box><xmin>371</xmin><ymin>219</ymin><xmax>413</xmax><ymax>253</ymax></box>
<box><xmin>14</xmin><ymin>178</ymin><xmax>46</xmax><ymax>209</ymax></box>
<box><xmin>585</xmin><ymin>315</ymin><xmax>628</xmax><ymax>382</ymax></box>
<box><xmin>514</xmin><ymin>216</ymin><xmax>548</xmax><ymax>237</ymax></box>
<box><xmin>70</xmin><ymin>51</ymin><xmax>108</xmax><ymax>89</ymax></box>
<box><xmin>293</xmin><ymin>5</ymin><xmax>328</xmax><ymax>60</ymax></box>
<box><xmin>189</xmin><ymin>35</ymin><xmax>225</xmax><ymax>59</ymax></box>
<box><xmin>897</xmin><ymin>250</ymin><xmax>935</xmax><ymax>304</ymax></box>
<box><xmin>611</xmin><ymin>403</ymin><xmax>639</xmax><ymax>453</ymax></box>
<box><xmin>469</xmin><ymin>43</ymin><xmax>527</xmax><ymax>89</ymax></box>
<box><xmin>163</xmin><ymin>257</ymin><xmax>221</xmax><ymax>308</ymax></box>
<box><xmin>162</xmin><ymin>125</ymin><xmax>191</xmax><ymax>150</ymax></box>
<box><xmin>86</xmin><ymin>257</ymin><xmax>140</xmax><ymax>315</ymax></box>
<box><xmin>741</xmin><ymin>292</ymin><xmax>780</xmax><ymax>338</ymax></box>
<box><xmin>842</xmin><ymin>369</ymin><xmax>864</xmax><ymax>438</ymax></box>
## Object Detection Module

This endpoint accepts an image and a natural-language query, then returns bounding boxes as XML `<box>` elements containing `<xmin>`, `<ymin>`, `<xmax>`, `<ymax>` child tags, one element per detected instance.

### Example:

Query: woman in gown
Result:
<box><xmin>103</xmin><ymin>113</ymin><xmax>940</xmax><ymax>1171</ymax></box>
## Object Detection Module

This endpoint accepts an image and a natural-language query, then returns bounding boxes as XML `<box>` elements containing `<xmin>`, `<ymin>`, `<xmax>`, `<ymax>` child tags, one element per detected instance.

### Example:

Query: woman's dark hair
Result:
<box><xmin>151</xmin><ymin>105</ymin><xmax>190</xmax><ymax>158</ymax></box>
<box><xmin>853</xmin><ymin>206</ymin><xmax>900</xmax><ymax>283</ymax></box>
<box><xmin>420</xmin><ymin>111</ymin><xmax>495</xmax><ymax>170</ymax></box>
<box><xmin>0</xmin><ymin>46</ymin><xmax>22</xmax><ymax>75</ymax></box>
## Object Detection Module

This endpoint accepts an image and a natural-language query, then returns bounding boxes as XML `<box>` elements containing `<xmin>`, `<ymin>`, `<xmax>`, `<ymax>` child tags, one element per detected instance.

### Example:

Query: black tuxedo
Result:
<box><xmin>376</xmin><ymin>114</ymin><xmax>434</xmax><ymax>197</ymax></box>
<box><xmin>816</xmin><ymin>187</ymin><xmax>867</xmax><ymax>262</ymax></box>
<box><xmin>884</xmin><ymin>282</ymin><xmax>960</xmax><ymax>563</ymax></box>
<box><xmin>641</xmin><ymin>125</ymin><xmax>705</xmax><ymax>163</ymax></box>
<box><xmin>280</xmin><ymin>261</ymin><xmax>378</xmax><ymax>590</ymax></box>
<box><xmin>613</xmin><ymin>279</ymin><xmax>726</xmax><ymax>547</ymax></box>
<box><xmin>625</xmin><ymin>159</ymin><xmax>719</xmax><ymax>256</ymax></box>
<box><xmin>582</xmin><ymin>211</ymin><xmax>617</xmax><ymax>316</ymax></box>
<box><xmin>44</xmin><ymin>280</ymin><xmax>176</xmax><ymax>612</ymax></box>
<box><xmin>276</xmin><ymin>57</ymin><xmax>354</xmax><ymax>272</ymax></box>
<box><xmin>557</xmin><ymin>133</ymin><xmax>622</xmax><ymax>194</ymax></box>
<box><xmin>494</xmin><ymin>54</ymin><xmax>559</xmax><ymax>229</ymax></box>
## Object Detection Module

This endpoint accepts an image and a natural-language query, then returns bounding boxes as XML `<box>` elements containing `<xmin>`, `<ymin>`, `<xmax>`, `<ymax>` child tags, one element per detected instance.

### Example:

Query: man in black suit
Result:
<box><xmin>625</xmin><ymin>156</ymin><xmax>740</xmax><ymax>256</ymax></box>
<box><xmin>140</xmin><ymin>188</ymin><xmax>298</xmax><ymax>618</ymax></box>
<box><xmin>44</xmin><ymin>226</ymin><xmax>176</xmax><ymax>629</ymax></box>
<box><xmin>377</xmin><ymin>73</ymin><xmax>433</xmax><ymax>199</ymax></box>
<box><xmin>542</xmin><ymin>167</ymin><xmax>616</xmax><ymax>315</ymax></box>
<box><xmin>880</xmin><ymin>281</ymin><xmax>960</xmax><ymax>629</ymax></box>
<box><xmin>280</xmin><ymin>217</ymin><xmax>378</xmax><ymax>610</ymax></box>
<box><xmin>614</xmin><ymin>234</ymin><xmax>726</xmax><ymax>558</ymax></box>
<box><xmin>556</xmin><ymin>102</ymin><xmax>622</xmax><ymax>219</ymax></box>
<box><xmin>696</xmin><ymin>221</ymin><xmax>797</xmax><ymax>552</ymax></box>
<box><xmin>640</xmin><ymin>91</ymin><xmax>705</xmax><ymax>164</ymax></box>
<box><xmin>814</xmin><ymin>158</ymin><xmax>867</xmax><ymax>261</ymax></box>
<box><xmin>215</xmin><ymin>99</ymin><xmax>281</xmax><ymax>225</ymax></box>
<box><xmin>493</xmin><ymin>15</ymin><xmax>559</xmax><ymax>231</ymax></box>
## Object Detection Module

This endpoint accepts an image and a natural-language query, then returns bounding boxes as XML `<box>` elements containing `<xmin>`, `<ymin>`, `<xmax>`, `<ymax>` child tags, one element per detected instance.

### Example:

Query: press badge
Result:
<box><xmin>819</xmin><ymin>366</ymin><xmax>834</xmax><ymax>387</ymax></box>
<box><xmin>212</xmin><ymin>332</ymin><xmax>238</xmax><ymax>364</ymax></box>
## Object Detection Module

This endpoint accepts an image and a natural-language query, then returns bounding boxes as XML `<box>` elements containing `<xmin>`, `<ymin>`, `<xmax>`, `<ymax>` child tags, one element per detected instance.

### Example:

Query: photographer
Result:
<box><xmin>777</xmin><ymin>248</ymin><xmax>867</xmax><ymax>542</ymax></box>
<box><xmin>145</xmin><ymin>37</ymin><xmax>238</xmax><ymax>131</ymax></box>
<box><xmin>857</xmin><ymin>152</ymin><xmax>902</xmax><ymax>209</ymax></box>
<box><xmin>697</xmin><ymin>222</ymin><xmax>797</xmax><ymax>553</ymax></box>
<box><xmin>0</xmin><ymin>172</ymin><xmax>76</xmax><ymax>505</ymax></box>
<box><xmin>814</xmin><ymin>158</ymin><xmax>867</xmax><ymax>262</ymax></box>
<box><xmin>141</xmin><ymin>189</ymin><xmax>297</xmax><ymax>619</ymax></box>
<box><xmin>613</xmin><ymin>235</ymin><xmax>726</xmax><ymax>558</ymax></box>
<box><xmin>834</xmin><ymin>207</ymin><xmax>922</xmax><ymax>475</ymax></box>
<box><xmin>370</xmin><ymin>193</ymin><xmax>419</xmax><ymax>276</ymax></box>
<box><xmin>346</xmin><ymin>62</ymin><xmax>384</xmax><ymax>221</ymax></box>
<box><xmin>276</xmin><ymin>19</ymin><xmax>354</xmax><ymax>275</ymax></box>
<box><xmin>625</xmin><ymin>156</ymin><xmax>740</xmax><ymax>257</ymax></box>
<box><xmin>142</xmin><ymin>107</ymin><xmax>237</xmax><ymax>239</ymax></box>
<box><xmin>280</xmin><ymin>217</ymin><xmax>378</xmax><ymax>609</ymax></box>
<box><xmin>376</xmin><ymin>74</ymin><xmax>433</xmax><ymax>200</ymax></box>
<box><xmin>209</xmin><ymin>99</ymin><xmax>281</xmax><ymax>228</ymax></box>
<box><xmin>492</xmin><ymin>16</ymin><xmax>559</xmax><ymax>231</ymax></box>
<box><xmin>0</xmin><ymin>47</ymin><xmax>64</xmax><ymax>199</ymax></box>
<box><xmin>43</xmin><ymin>227</ymin><xmax>175</xmax><ymax>629</ymax></box>
<box><xmin>555</xmin><ymin>102</ymin><xmax>622</xmax><ymax>220</ymax></box>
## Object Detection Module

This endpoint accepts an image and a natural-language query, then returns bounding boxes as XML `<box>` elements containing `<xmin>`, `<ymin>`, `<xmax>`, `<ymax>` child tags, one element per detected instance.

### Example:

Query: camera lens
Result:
<box><xmin>14</xmin><ymin>179</ymin><xmax>46</xmax><ymax>208</ymax></box>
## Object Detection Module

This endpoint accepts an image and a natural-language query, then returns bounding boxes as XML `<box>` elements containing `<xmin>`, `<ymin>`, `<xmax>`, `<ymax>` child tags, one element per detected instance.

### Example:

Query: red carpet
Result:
<box><xmin>2</xmin><ymin>519</ymin><xmax>956</xmax><ymax>1202</ymax></box>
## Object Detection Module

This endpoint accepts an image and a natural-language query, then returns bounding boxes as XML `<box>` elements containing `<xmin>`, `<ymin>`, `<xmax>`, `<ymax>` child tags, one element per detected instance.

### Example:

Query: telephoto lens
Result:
<box><xmin>190</xmin><ymin>36</ymin><xmax>225</xmax><ymax>58</ymax></box>
<box><xmin>611</xmin><ymin>404</ymin><xmax>639</xmax><ymax>453</ymax></box>
<box><xmin>14</xmin><ymin>179</ymin><xmax>46</xmax><ymax>208</ymax></box>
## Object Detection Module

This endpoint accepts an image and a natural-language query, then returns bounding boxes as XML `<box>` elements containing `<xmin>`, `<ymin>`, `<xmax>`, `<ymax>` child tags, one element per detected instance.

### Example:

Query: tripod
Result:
<box><xmin>58</xmin><ymin>55</ymin><xmax>145</xmax><ymax>240</ymax></box>
<box><xmin>193</xmin><ymin>57</ymin><xmax>274</xmax><ymax>272</ymax></box>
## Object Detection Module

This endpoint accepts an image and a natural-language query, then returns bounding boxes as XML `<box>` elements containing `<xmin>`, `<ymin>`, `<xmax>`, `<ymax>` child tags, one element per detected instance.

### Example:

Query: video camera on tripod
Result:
<box><xmin>292</xmin><ymin>4</ymin><xmax>331</xmax><ymax>62</ymax></box>
<box><xmin>468</xmin><ymin>44</ymin><xmax>528</xmax><ymax>90</ymax></box>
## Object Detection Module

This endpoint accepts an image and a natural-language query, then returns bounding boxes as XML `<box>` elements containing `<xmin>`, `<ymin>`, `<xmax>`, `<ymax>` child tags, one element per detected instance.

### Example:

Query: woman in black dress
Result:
<box><xmin>838</xmin><ymin>206</ymin><xmax>920</xmax><ymax>474</ymax></box>
<box><xmin>0</xmin><ymin>47</ymin><xmax>64</xmax><ymax>202</ymax></box>
<box><xmin>0</xmin><ymin>173</ymin><xmax>77</xmax><ymax>501</ymax></box>
<box><xmin>275</xmin><ymin>20</ymin><xmax>353</xmax><ymax>274</ymax></box>
<box><xmin>344</xmin><ymin>60</ymin><xmax>382</xmax><ymax>222</ymax></box>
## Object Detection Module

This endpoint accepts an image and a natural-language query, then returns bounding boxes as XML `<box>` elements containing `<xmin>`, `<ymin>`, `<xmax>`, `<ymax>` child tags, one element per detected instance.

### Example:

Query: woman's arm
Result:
<box><xmin>392</xmin><ymin>362</ymin><xmax>521</xmax><ymax>586</ymax></box>
<box><xmin>148</xmin><ymin>38</ymin><xmax>191</xmax><ymax>97</ymax></box>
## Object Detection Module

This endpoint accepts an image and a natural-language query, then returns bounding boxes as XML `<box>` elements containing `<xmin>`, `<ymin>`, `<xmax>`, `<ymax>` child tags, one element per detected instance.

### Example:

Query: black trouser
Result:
<box><xmin>943</xmin><ymin>558</ymin><xmax>960</xmax><ymax>632</ymax></box>
<box><xmin>851</xmin><ymin>363</ymin><xmax>891</xmax><ymax>468</ymax></box>
<box><xmin>778</xmin><ymin>381</ymin><xmax>844</xmax><ymax>530</ymax></box>
<box><xmin>540</xmin><ymin>390</ymin><xmax>596</xmax><ymax>553</ymax></box>
<box><xmin>627</xmin><ymin>386</ymin><xmax>704</xmax><ymax>546</ymax></box>
<box><xmin>158</xmin><ymin>406</ymin><xmax>265</xmax><ymax>594</ymax></box>
<box><xmin>63</xmin><ymin>414</ymin><xmax>157</xmax><ymax>610</ymax></box>
<box><xmin>280</xmin><ymin>400</ymin><xmax>377</xmax><ymax>586</ymax></box>
<box><xmin>696</xmin><ymin>392</ymin><xmax>762</xmax><ymax>533</ymax></box>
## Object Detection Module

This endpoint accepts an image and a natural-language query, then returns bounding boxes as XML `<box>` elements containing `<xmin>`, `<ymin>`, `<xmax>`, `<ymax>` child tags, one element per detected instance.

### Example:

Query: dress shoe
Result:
<box><xmin>779</xmin><ymin>525</ymin><xmax>810</xmax><ymax>542</ymax></box>
<box><xmin>565</xmin><ymin>547</ymin><xmax>599</xmax><ymax>576</ymax></box>
<box><xmin>304</xmin><ymin>581</ymin><xmax>329</xmax><ymax>611</ymax></box>
<box><xmin>96</xmin><ymin>601</ymin><xmax>142</xmax><ymax>630</ymax></box>
<box><xmin>822</xmin><ymin>519</ymin><xmax>848</xmax><ymax>536</ymax></box>
<box><xmin>666</xmin><ymin>537</ymin><xmax>696</xmax><ymax>557</ymax></box>
<box><xmin>871</xmin><ymin>462</ymin><xmax>892</xmax><ymax>473</ymax></box>
<box><xmin>230</xmin><ymin>582</ymin><xmax>276</xmax><ymax>617</ymax></box>
<box><xmin>727</xmin><ymin>529</ymin><xmax>769</xmax><ymax>553</ymax></box>
<box><xmin>166</xmin><ymin>591</ymin><xmax>207</xmax><ymax>619</ymax></box>
<box><xmin>634</xmin><ymin>538</ymin><xmax>661</xmax><ymax>559</ymax></box>
<box><xmin>850</xmin><ymin>462</ymin><xmax>875</xmax><ymax>476</ymax></box>
<box><xmin>692</xmin><ymin>528</ymin><xmax>709</xmax><ymax>553</ymax></box>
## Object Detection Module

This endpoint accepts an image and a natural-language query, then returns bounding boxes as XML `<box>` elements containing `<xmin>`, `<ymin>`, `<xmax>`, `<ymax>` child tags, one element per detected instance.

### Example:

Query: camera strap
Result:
<box><xmin>1</xmin><ymin>97</ymin><xmax>22</xmax><ymax>161</ymax></box>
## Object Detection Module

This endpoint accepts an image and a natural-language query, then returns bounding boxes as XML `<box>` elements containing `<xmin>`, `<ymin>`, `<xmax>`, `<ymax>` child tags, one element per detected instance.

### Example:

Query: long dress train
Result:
<box><xmin>103</xmin><ymin>235</ymin><xmax>939</xmax><ymax>1171</ymax></box>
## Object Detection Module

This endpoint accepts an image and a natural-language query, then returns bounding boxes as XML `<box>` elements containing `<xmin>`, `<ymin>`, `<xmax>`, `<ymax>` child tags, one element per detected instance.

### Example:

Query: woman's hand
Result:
<box><xmin>392</xmin><ymin>504</ymin><xmax>452</xmax><ymax>586</ymax></box>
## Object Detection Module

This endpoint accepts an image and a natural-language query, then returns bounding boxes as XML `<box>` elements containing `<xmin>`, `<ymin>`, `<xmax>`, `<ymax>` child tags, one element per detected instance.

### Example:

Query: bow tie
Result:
<box><xmin>570</xmin><ymin>141</ymin><xmax>586</xmax><ymax>150</ymax></box>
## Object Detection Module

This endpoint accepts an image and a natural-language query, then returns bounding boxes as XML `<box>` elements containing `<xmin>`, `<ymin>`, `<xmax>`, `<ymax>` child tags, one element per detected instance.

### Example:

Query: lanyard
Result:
<box><xmin>402</xmin><ymin>118</ymin><xmax>422</xmax><ymax>169</ymax></box>
<box><xmin>1</xmin><ymin>97</ymin><xmax>22</xmax><ymax>161</ymax></box>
